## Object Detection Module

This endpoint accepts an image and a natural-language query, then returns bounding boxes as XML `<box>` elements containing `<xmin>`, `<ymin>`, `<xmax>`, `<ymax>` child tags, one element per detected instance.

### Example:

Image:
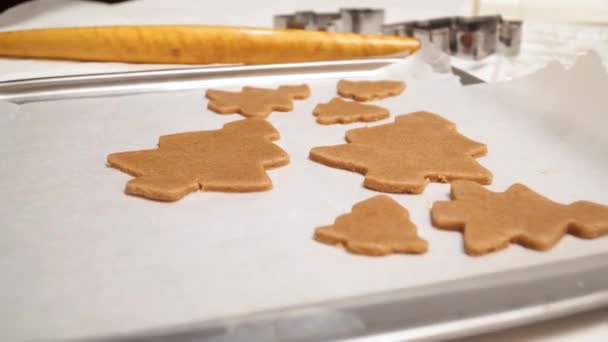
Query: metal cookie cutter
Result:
<box><xmin>384</xmin><ymin>15</ymin><xmax>522</xmax><ymax>59</ymax></box>
<box><xmin>274</xmin><ymin>9</ymin><xmax>522</xmax><ymax>60</ymax></box>
<box><xmin>274</xmin><ymin>8</ymin><xmax>385</xmax><ymax>35</ymax></box>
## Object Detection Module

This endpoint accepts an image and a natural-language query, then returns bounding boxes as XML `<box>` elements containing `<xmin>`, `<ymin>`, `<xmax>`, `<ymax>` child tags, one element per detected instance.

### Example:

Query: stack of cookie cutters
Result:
<box><xmin>274</xmin><ymin>8</ymin><xmax>522</xmax><ymax>60</ymax></box>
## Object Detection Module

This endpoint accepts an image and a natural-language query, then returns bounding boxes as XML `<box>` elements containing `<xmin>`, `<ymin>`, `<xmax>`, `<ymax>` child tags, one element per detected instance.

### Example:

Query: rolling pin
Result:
<box><xmin>0</xmin><ymin>25</ymin><xmax>419</xmax><ymax>64</ymax></box>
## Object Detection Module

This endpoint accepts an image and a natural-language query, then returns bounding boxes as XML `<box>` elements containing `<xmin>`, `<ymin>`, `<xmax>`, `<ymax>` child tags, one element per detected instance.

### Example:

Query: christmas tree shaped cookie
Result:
<box><xmin>206</xmin><ymin>84</ymin><xmax>310</xmax><ymax>118</ymax></box>
<box><xmin>107</xmin><ymin>119</ymin><xmax>289</xmax><ymax>201</ymax></box>
<box><xmin>315</xmin><ymin>195</ymin><xmax>428</xmax><ymax>256</ymax></box>
<box><xmin>432</xmin><ymin>180</ymin><xmax>608</xmax><ymax>255</ymax></box>
<box><xmin>309</xmin><ymin>111</ymin><xmax>492</xmax><ymax>194</ymax></box>
<box><xmin>313</xmin><ymin>98</ymin><xmax>389</xmax><ymax>124</ymax></box>
<box><xmin>337</xmin><ymin>80</ymin><xmax>405</xmax><ymax>101</ymax></box>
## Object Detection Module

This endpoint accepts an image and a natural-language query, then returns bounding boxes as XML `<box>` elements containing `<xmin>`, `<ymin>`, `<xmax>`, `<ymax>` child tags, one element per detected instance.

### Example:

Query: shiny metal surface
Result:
<box><xmin>85</xmin><ymin>252</ymin><xmax>608</xmax><ymax>342</ymax></box>
<box><xmin>0</xmin><ymin>58</ymin><xmax>401</xmax><ymax>103</ymax></box>
<box><xmin>274</xmin><ymin>8</ymin><xmax>385</xmax><ymax>35</ymax></box>
<box><xmin>273</xmin><ymin>8</ymin><xmax>522</xmax><ymax>60</ymax></box>
<box><xmin>385</xmin><ymin>16</ymin><xmax>521</xmax><ymax>60</ymax></box>
<box><xmin>498</xmin><ymin>20</ymin><xmax>523</xmax><ymax>56</ymax></box>
<box><xmin>451</xmin><ymin>66</ymin><xmax>485</xmax><ymax>85</ymax></box>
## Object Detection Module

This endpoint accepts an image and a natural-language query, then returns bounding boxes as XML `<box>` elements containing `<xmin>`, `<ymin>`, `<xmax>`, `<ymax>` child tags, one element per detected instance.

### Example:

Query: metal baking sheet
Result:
<box><xmin>0</xmin><ymin>53</ymin><xmax>607</xmax><ymax>342</ymax></box>
<box><xmin>0</xmin><ymin>58</ymin><xmax>405</xmax><ymax>104</ymax></box>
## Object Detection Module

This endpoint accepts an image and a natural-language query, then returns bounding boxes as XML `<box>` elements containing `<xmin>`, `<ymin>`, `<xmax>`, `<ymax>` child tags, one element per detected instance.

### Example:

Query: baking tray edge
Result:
<box><xmin>0</xmin><ymin>58</ymin><xmax>402</xmax><ymax>104</ymax></box>
<box><xmin>81</xmin><ymin>251</ymin><xmax>608</xmax><ymax>342</ymax></box>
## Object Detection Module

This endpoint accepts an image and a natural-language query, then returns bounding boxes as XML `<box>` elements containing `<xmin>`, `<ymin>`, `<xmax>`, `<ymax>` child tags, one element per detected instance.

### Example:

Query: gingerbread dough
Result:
<box><xmin>315</xmin><ymin>195</ymin><xmax>428</xmax><ymax>256</ymax></box>
<box><xmin>309</xmin><ymin>111</ymin><xmax>492</xmax><ymax>194</ymax></box>
<box><xmin>432</xmin><ymin>180</ymin><xmax>608</xmax><ymax>255</ymax></box>
<box><xmin>206</xmin><ymin>84</ymin><xmax>310</xmax><ymax>118</ymax></box>
<box><xmin>313</xmin><ymin>98</ymin><xmax>389</xmax><ymax>124</ymax></box>
<box><xmin>107</xmin><ymin>119</ymin><xmax>289</xmax><ymax>201</ymax></box>
<box><xmin>337</xmin><ymin>80</ymin><xmax>405</xmax><ymax>101</ymax></box>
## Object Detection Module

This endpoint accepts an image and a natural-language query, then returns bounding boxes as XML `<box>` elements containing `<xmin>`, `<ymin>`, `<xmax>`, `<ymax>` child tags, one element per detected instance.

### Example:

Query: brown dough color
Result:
<box><xmin>313</xmin><ymin>97</ymin><xmax>389</xmax><ymax>124</ymax></box>
<box><xmin>309</xmin><ymin>111</ymin><xmax>492</xmax><ymax>194</ymax></box>
<box><xmin>206</xmin><ymin>84</ymin><xmax>310</xmax><ymax>118</ymax></box>
<box><xmin>337</xmin><ymin>80</ymin><xmax>405</xmax><ymax>101</ymax></box>
<box><xmin>315</xmin><ymin>195</ymin><xmax>428</xmax><ymax>256</ymax></box>
<box><xmin>432</xmin><ymin>180</ymin><xmax>608</xmax><ymax>255</ymax></box>
<box><xmin>107</xmin><ymin>119</ymin><xmax>289</xmax><ymax>201</ymax></box>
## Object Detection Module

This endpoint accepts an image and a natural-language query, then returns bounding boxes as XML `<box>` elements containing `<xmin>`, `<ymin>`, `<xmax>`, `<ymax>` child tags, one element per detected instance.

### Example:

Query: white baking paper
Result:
<box><xmin>0</xmin><ymin>52</ymin><xmax>607</xmax><ymax>341</ymax></box>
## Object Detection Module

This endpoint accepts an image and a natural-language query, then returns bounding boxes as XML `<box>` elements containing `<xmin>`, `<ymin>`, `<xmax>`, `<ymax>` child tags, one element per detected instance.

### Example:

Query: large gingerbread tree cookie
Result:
<box><xmin>309</xmin><ymin>111</ymin><xmax>492</xmax><ymax>193</ymax></box>
<box><xmin>107</xmin><ymin>119</ymin><xmax>289</xmax><ymax>201</ymax></box>
<box><xmin>432</xmin><ymin>180</ymin><xmax>608</xmax><ymax>255</ymax></box>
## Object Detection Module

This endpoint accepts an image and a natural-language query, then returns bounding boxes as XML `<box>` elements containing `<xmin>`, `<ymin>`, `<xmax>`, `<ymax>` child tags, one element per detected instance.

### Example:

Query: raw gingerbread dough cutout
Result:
<box><xmin>432</xmin><ymin>180</ymin><xmax>608</xmax><ymax>255</ymax></box>
<box><xmin>309</xmin><ymin>111</ymin><xmax>492</xmax><ymax>194</ymax></box>
<box><xmin>315</xmin><ymin>195</ymin><xmax>428</xmax><ymax>256</ymax></box>
<box><xmin>107</xmin><ymin>119</ymin><xmax>289</xmax><ymax>201</ymax></box>
<box><xmin>337</xmin><ymin>80</ymin><xmax>405</xmax><ymax>101</ymax></box>
<box><xmin>206</xmin><ymin>84</ymin><xmax>310</xmax><ymax>118</ymax></box>
<box><xmin>313</xmin><ymin>97</ymin><xmax>389</xmax><ymax>124</ymax></box>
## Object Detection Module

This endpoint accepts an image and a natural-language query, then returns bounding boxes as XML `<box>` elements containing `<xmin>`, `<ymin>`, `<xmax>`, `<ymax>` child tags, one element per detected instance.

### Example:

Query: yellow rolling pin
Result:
<box><xmin>0</xmin><ymin>25</ymin><xmax>419</xmax><ymax>64</ymax></box>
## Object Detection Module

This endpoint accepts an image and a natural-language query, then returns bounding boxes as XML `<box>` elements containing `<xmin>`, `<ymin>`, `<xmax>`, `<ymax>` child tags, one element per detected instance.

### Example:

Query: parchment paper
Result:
<box><xmin>1</xmin><ymin>52</ymin><xmax>607</xmax><ymax>341</ymax></box>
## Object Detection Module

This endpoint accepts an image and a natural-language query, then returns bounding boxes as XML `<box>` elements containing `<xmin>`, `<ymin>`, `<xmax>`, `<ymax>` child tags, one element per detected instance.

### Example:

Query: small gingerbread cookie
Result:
<box><xmin>313</xmin><ymin>98</ymin><xmax>389</xmax><ymax>124</ymax></box>
<box><xmin>337</xmin><ymin>80</ymin><xmax>405</xmax><ymax>101</ymax></box>
<box><xmin>206</xmin><ymin>84</ymin><xmax>310</xmax><ymax>118</ymax></box>
<box><xmin>276</xmin><ymin>84</ymin><xmax>310</xmax><ymax>99</ymax></box>
<box><xmin>315</xmin><ymin>195</ymin><xmax>428</xmax><ymax>256</ymax></box>
<box><xmin>432</xmin><ymin>180</ymin><xmax>608</xmax><ymax>255</ymax></box>
<box><xmin>309</xmin><ymin>111</ymin><xmax>492</xmax><ymax>194</ymax></box>
<box><xmin>107</xmin><ymin>119</ymin><xmax>289</xmax><ymax>201</ymax></box>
